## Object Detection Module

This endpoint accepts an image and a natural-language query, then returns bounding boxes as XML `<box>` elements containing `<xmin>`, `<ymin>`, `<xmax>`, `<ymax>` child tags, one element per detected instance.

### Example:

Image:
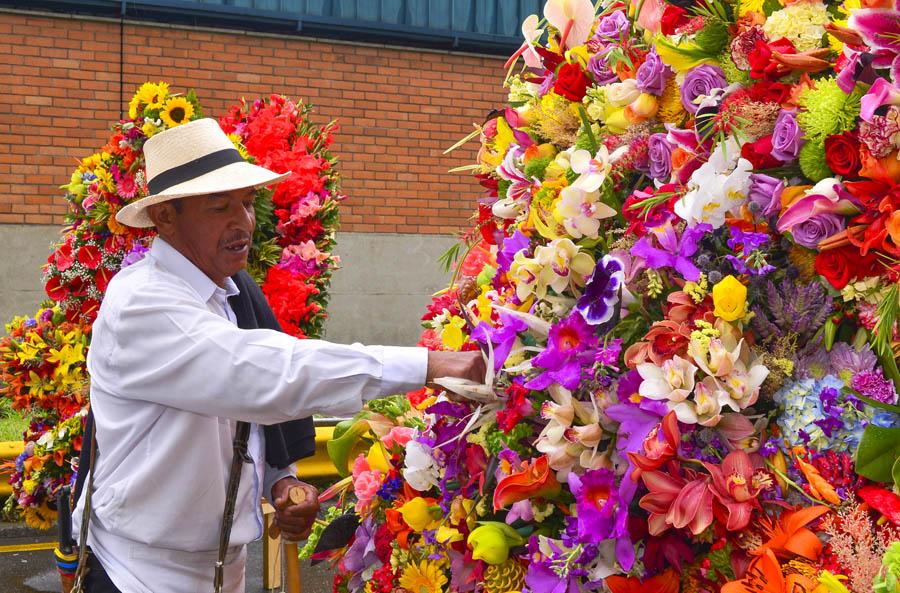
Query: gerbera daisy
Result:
<box><xmin>397</xmin><ymin>560</ymin><xmax>447</xmax><ymax>593</ymax></box>
<box><xmin>160</xmin><ymin>96</ymin><xmax>194</xmax><ymax>128</ymax></box>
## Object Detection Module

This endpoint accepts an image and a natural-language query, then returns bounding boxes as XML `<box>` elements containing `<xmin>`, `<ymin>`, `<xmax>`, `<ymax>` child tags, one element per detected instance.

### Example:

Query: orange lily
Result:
<box><xmin>493</xmin><ymin>455</ymin><xmax>561</xmax><ymax>511</ymax></box>
<box><xmin>722</xmin><ymin>549</ymin><xmax>817</xmax><ymax>593</ymax></box>
<box><xmin>606</xmin><ymin>569</ymin><xmax>680</xmax><ymax>593</ymax></box>
<box><xmin>792</xmin><ymin>447</ymin><xmax>840</xmax><ymax>505</ymax></box>
<box><xmin>753</xmin><ymin>505</ymin><xmax>830</xmax><ymax>560</ymax></box>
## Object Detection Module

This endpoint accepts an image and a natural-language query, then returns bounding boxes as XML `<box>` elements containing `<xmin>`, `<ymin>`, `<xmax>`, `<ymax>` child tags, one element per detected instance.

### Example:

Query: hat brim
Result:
<box><xmin>116</xmin><ymin>161</ymin><xmax>291</xmax><ymax>228</ymax></box>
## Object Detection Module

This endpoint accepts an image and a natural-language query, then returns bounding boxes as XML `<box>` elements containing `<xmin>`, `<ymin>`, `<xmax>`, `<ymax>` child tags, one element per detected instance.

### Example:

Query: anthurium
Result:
<box><xmin>544</xmin><ymin>0</ymin><xmax>595</xmax><ymax>51</ymax></box>
<box><xmin>327</xmin><ymin>418</ymin><xmax>371</xmax><ymax>477</ymax></box>
<box><xmin>493</xmin><ymin>455</ymin><xmax>561</xmax><ymax>511</ymax></box>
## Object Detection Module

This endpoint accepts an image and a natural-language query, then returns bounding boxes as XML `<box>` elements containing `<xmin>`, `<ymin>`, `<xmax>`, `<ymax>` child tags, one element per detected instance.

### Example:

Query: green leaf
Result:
<box><xmin>824</xmin><ymin>316</ymin><xmax>838</xmax><ymax>351</ymax></box>
<box><xmin>855</xmin><ymin>424</ymin><xmax>900</xmax><ymax>484</ymax></box>
<box><xmin>894</xmin><ymin>456</ymin><xmax>900</xmax><ymax>491</ymax></box>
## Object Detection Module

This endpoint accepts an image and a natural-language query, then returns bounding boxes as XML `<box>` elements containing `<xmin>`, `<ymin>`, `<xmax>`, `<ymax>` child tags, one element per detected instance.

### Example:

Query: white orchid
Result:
<box><xmin>402</xmin><ymin>439</ymin><xmax>441</xmax><ymax>492</ymax></box>
<box><xmin>671</xmin><ymin>376</ymin><xmax>732</xmax><ymax>427</ymax></box>
<box><xmin>570</xmin><ymin>146</ymin><xmax>622</xmax><ymax>192</ymax></box>
<box><xmin>534</xmin><ymin>238</ymin><xmax>595</xmax><ymax>296</ymax></box>
<box><xmin>675</xmin><ymin>138</ymin><xmax>753</xmax><ymax>228</ymax></box>
<box><xmin>554</xmin><ymin>185</ymin><xmax>616</xmax><ymax>239</ymax></box>
<box><xmin>638</xmin><ymin>355</ymin><xmax>698</xmax><ymax>404</ymax></box>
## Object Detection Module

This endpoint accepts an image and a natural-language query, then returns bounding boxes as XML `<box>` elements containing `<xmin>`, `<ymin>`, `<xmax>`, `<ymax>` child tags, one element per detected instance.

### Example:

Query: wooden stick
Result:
<box><xmin>283</xmin><ymin>487</ymin><xmax>306</xmax><ymax>593</ymax></box>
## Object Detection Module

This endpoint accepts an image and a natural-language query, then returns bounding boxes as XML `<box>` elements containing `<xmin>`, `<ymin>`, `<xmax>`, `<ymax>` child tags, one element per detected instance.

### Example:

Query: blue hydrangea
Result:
<box><xmin>773</xmin><ymin>375</ymin><xmax>867</xmax><ymax>453</ymax></box>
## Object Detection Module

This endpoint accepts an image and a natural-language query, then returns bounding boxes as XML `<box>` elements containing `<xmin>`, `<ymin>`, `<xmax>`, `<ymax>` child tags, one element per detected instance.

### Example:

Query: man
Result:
<box><xmin>73</xmin><ymin>118</ymin><xmax>484</xmax><ymax>592</ymax></box>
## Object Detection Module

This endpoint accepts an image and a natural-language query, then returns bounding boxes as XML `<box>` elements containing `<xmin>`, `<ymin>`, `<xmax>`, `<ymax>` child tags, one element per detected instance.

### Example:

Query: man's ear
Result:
<box><xmin>147</xmin><ymin>201</ymin><xmax>177</xmax><ymax>233</ymax></box>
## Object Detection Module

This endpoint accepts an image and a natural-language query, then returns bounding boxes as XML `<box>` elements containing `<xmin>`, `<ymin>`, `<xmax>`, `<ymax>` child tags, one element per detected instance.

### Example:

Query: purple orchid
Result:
<box><xmin>499</xmin><ymin>146</ymin><xmax>536</xmax><ymax>204</ymax></box>
<box><xmin>576</xmin><ymin>255</ymin><xmax>626</xmax><ymax>326</ymax></box>
<box><xmin>471</xmin><ymin>312</ymin><xmax>529</xmax><ymax>371</ymax></box>
<box><xmin>342</xmin><ymin>517</ymin><xmax>380</xmax><ymax>591</ymax></box>
<box><xmin>726</xmin><ymin>226</ymin><xmax>776</xmax><ymax>276</ymax></box>
<box><xmin>497</xmin><ymin>230</ymin><xmax>531</xmax><ymax>274</ymax></box>
<box><xmin>567</xmin><ymin>469</ymin><xmax>635</xmax><ymax>570</ymax></box>
<box><xmin>631</xmin><ymin>221</ymin><xmax>712</xmax><ymax>281</ymax></box>
<box><xmin>526</xmin><ymin>312</ymin><xmax>598</xmax><ymax>391</ymax></box>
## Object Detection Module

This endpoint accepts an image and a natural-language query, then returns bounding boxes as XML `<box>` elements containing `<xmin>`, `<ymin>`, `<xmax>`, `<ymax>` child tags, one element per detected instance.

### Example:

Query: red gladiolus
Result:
<box><xmin>493</xmin><ymin>455</ymin><xmax>561</xmax><ymax>511</ymax></box>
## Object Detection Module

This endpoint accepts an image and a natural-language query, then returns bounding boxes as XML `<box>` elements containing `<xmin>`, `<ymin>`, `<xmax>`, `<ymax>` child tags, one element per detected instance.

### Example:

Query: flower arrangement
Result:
<box><xmin>1</xmin><ymin>83</ymin><xmax>343</xmax><ymax>523</ymax></box>
<box><xmin>219</xmin><ymin>95</ymin><xmax>343</xmax><ymax>338</ymax></box>
<box><xmin>313</xmin><ymin>1</ymin><xmax>900</xmax><ymax>592</ymax></box>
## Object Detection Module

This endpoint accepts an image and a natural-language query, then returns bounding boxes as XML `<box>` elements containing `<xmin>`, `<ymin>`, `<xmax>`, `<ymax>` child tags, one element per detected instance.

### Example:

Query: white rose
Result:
<box><xmin>605</xmin><ymin>79</ymin><xmax>640</xmax><ymax>107</ymax></box>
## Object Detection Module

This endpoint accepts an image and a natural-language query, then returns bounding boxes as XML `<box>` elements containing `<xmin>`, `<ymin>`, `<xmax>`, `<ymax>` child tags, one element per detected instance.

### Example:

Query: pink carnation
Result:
<box><xmin>382</xmin><ymin>426</ymin><xmax>415</xmax><ymax>450</ymax></box>
<box><xmin>353</xmin><ymin>470</ymin><xmax>383</xmax><ymax>510</ymax></box>
<box><xmin>351</xmin><ymin>453</ymin><xmax>370</xmax><ymax>481</ymax></box>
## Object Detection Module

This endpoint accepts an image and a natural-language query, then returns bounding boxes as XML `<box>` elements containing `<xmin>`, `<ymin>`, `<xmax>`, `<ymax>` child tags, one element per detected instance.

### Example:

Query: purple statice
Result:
<box><xmin>748</xmin><ymin>173</ymin><xmax>785</xmax><ymax>219</ymax></box>
<box><xmin>828</xmin><ymin>342</ymin><xmax>878</xmax><ymax>376</ymax></box>
<box><xmin>586</xmin><ymin>52</ymin><xmax>619</xmax><ymax>86</ymax></box>
<box><xmin>526</xmin><ymin>312</ymin><xmax>598</xmax><ymax>391</ymax></box>
<box><xmin>851</xmin><ymin>369</ymin><xmax>899</xmax><ymax>404</ymax></box>
<box><xmin>631</xmin><ymin>221</ymin><xmax>712</xmax><ymax>282</ymax></box>
<box><xmin>751</xmin><ymin>278</ymin><xmax>831</xmax><ymax>343</ymax></box>
<box><xmin>576</xmin><ymin>255</ymin><xmax>626</xmax><ymax>326</ymax></box>
<box><xmin>726</xmin><ymin>226</ymin><xmax>776</xmax><ymax>276</ymax></box>
<box><xmin>471</xmin><ymin>312</ymin><xmax>528</xmax><ymax>371</ymax></box>
<box><xmin>121</xmin><ymin>243</ymin><xmax>150</xmax><ymax>268</ymax></box>
<box><xmin>635</xmin><ymin>49</ymin><xmax>671</xmax><ymax>95</ymax></box>
<box><xmin>497</xmin><ymin>229</ymin><xmax>530</xmax><ymax>274</ymax></box>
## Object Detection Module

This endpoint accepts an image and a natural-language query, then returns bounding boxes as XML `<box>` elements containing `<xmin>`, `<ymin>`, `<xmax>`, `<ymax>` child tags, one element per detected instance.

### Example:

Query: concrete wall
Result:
<box><xmin>0</xmin><ymin>225</ymin><xmax>452</xmax><ymax>346</ymax></box>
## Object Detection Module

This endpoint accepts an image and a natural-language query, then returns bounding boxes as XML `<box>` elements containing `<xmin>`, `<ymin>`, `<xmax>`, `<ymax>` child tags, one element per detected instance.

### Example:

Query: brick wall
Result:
<box><xmin>0</xmin><ymin>10</ymin><xmax>508</xmax><ymax>234</ymax></box>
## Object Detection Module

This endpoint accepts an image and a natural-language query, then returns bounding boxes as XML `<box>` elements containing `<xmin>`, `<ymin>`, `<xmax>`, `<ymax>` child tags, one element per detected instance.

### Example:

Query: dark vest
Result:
<box><xmin>74</xmin><ymin>270</ymin><xmax>317</xmax><ymax>503</ymax></box>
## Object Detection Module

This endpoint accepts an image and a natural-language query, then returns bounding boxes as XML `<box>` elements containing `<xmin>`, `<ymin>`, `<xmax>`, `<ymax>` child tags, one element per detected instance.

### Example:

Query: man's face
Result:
<box><xmin>150</xmin><ymin>187</ymin><xmax>256</xmax><ymax>285</ymax></box>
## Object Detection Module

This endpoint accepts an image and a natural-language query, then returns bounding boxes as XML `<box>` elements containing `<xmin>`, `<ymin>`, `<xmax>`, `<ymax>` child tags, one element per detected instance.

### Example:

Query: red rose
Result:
<box><xmin>741</xmin><ymin>135</ymin><xmax>783</xmax><ymax>169</ymax></box>
<box><xmin>814</xmin><ymin>245</ymin><xmax>878</xmax><ymax>289</ymax></box>
<box><xmin>554</xmin><ymin>63</ymin><xmax>592</xmax><ymax>101</ymax></box>
<box><xmin>660</xmin><ymin>5</ymin><xmax>689</xmax><ymax>35</ymax></box>
<box><xmin>77</xmin><ymin>244</ymin><xmax>102</xmax><ymax>270</ymax></box>
<box><xmin>748</xmin><ymin>37</ymin><xmax>795</xmax><ymax>80</ymax></box>
<box><xmin>748</xmin><ymin>81</ymin><xmax>791</xmax><ymax>105</ymax></box>
<box><xmin>825</xmin><ymin>132</ymin><xmax>862</xmax><ymax>177</ymax></box>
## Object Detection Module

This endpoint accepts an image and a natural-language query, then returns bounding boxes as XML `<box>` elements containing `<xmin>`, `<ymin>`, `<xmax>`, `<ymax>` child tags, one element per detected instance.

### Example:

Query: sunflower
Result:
<box><xmin>133</xmin><ymin>82</ymin><xmax>169</xmax><ymax>115</ymax></box>
<box><xmin>227</xmin><ymin>133</ymin><xmax>251</xmax><ymax>161</ymax></box>
<box><xmin>23</xmin><ymin>502</ymin><xmax>57</xmax><ymax>530</ymax></box>
<box><xmin>160</xmin><ymin>96</ymin><xmax>194</xmax><ymax>128</ymax></box>
<box><xmin>397</xmin><ymin>560</ymin><xmax>447</xmax><ymax>593</ymax></box>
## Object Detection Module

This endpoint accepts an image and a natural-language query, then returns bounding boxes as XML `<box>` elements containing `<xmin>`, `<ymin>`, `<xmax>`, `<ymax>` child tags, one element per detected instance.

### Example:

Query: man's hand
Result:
<box><xmin>270</xmin><ymin>477</ymin><xmax>319</xmax><ymax>542</ymax></box>
<box><xmin>426</xmin><ymin>350</ymin><xmax>487</xmax><ymax>388</ymax></box>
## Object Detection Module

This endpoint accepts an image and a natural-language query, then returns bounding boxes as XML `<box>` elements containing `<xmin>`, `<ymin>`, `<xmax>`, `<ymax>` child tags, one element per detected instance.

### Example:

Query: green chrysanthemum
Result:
<box><xmin>797</xmin><ymin>77</ymin><xmax>864</xmax><ymax>141</ymax></box>
<box><xmin>799</xmin><ymin>139</ymin><xmax>831</xmax><ymax>182</ymax></box>
<box><xmin>719</xmin><ymin>50</ymin><xmax>749</xmax><ymax>85</ymax></box>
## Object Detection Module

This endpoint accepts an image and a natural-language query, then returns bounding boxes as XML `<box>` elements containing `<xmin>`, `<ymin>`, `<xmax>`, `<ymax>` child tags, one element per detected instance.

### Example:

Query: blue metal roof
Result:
<box><xmin>9</xmin><ymin>0</ymin><xmax>541</xmax><ymax>54</ymax></box>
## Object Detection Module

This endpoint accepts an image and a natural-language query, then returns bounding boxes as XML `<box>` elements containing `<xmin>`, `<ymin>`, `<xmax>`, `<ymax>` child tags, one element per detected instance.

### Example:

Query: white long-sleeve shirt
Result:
<box><xmin>73</xmin><ymin>238</ymin><xmax>427</xmax><ymax>592</ymax></box>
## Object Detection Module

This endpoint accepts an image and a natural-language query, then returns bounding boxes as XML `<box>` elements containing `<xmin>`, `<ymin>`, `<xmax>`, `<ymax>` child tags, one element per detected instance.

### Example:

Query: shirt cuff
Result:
<box><xmin>264</xmin><ymin>463</ymin><xmax>297</xmax><ymax>501</ymax></box>
<box><xmin>377</xmin><ymin>346</ymin><xmax>428</xmax><ymax>400</ymax></box>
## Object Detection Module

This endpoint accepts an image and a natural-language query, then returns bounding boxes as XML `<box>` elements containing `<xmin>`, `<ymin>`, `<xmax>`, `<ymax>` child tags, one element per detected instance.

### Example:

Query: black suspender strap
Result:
<box><xmin>213</xmin><ymin>420</ymin><xmax>253</xmax><ymax>593</ymax></box>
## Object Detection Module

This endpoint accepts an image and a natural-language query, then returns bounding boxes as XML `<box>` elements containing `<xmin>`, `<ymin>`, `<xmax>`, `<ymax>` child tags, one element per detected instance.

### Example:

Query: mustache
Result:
<box><xmin>221</xmin><ymin>232</ymin><xmax>251</xmax><ymax>246</ymax></box>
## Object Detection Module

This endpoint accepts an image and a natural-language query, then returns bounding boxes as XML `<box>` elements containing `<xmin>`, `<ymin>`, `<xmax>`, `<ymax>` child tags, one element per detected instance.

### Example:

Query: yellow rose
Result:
<box><xmin>398</xmin><ymin>497</ymin><xmax>440</xmax><ymax>532</ymax></box>
<box><xmin>712</xmin><ymin>275</ymin><xmax>748</xmax><ymax>322</ymax></box>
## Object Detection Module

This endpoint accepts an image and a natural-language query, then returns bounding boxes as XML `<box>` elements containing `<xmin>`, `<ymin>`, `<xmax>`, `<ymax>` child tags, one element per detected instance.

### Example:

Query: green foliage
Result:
<box><xmin>855</xmin><ymin>424</ymin><xmax>900</xmax><ymax>484</ymax></box>
<box><xmin>693</xmin><ymin>19</ymin><xmax>731</xmax><ymax>56</ymax></box>
<box><xmin>497</xmin><ymin>178</ymin><xmax>513</xmax><ymax>202</ymax></box>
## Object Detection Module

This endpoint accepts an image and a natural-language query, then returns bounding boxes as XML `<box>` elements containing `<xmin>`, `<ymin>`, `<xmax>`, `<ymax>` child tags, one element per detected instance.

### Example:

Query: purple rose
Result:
<box><xmin>648</xmin><ymin>133</ymin><xmax>674</xmax><ymax>181</ymax></box>
<box><xmin>595</xmin><ymin>11</ymin><xmax>629</xmax><ymax>40</ymax></box>
<box><xmin>587</xmin><ymin>52</ymin><xmax>619</xmax><ymax>86</ymax></box>
<box><xmin>791</xmin><ymin>212</ymin><xmax>846</xmax><ymax>249</ymax></box>
<box><xmin>681</xmin><ymin>65</ymin><xmax>727</xmax><ymax>114</ymax></box>
<box><xmin>748</xmin><ymin>173</ymin><xmax>784</xmax><ymax>218</ymax></box>
<box><xmin>771</xmin><ymin>110</ymin><xmax>804</xmax><ymax>162</ymax></box>
<box><xmin>636</xmin><ymin>50</ymin><xmax>671</xmax><ymax>95</ymax></box>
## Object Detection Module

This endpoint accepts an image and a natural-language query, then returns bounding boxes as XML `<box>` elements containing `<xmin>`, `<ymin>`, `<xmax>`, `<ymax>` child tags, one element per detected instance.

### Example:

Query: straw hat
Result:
<box><xmin>116</xmin><ymin>118</ymin><xmax>290</xmax><ymax>228</ymax></box>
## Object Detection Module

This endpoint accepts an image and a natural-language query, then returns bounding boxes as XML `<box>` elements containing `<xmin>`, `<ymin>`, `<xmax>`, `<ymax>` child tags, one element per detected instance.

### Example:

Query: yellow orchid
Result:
<box><xmin>440</xmin><ymin>315</ymin><xmax>467</xmax><ymax>350</ymax></box>
<box><xmin>399</xmin><ymin>497</ymin><xmax>441</xmax><ymax>532</ymax></box>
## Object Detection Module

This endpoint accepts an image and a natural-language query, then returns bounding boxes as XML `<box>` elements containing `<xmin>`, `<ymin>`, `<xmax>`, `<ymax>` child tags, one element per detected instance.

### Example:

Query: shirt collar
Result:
<box><xmin>150</xmin><ymin>238</ymin><xmax>240</xmax><ymax>304</ymax></box>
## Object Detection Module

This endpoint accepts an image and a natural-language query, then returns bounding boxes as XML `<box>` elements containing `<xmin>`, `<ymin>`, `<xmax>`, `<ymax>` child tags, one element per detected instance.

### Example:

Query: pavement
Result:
<box><xmin>0</xmin><ymin>521</ymin><xmax>335</xmax><ymax>592</ymax></box>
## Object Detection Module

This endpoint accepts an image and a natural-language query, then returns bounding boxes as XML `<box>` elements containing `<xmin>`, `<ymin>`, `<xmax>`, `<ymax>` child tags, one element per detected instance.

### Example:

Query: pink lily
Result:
<box><xmin>861</xmin><ymin>77</ymin><xmax>900</xmax><ymax>121</ymax></box>
<box><xmin>544</xmin><ymin>0</ymin><xmax>595</xmax><ymax>51</ymax></box>
<box><xmin>849</xmin><ymin>8</ymin><xmax>900</xmax><ymax>83</ymax></box>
